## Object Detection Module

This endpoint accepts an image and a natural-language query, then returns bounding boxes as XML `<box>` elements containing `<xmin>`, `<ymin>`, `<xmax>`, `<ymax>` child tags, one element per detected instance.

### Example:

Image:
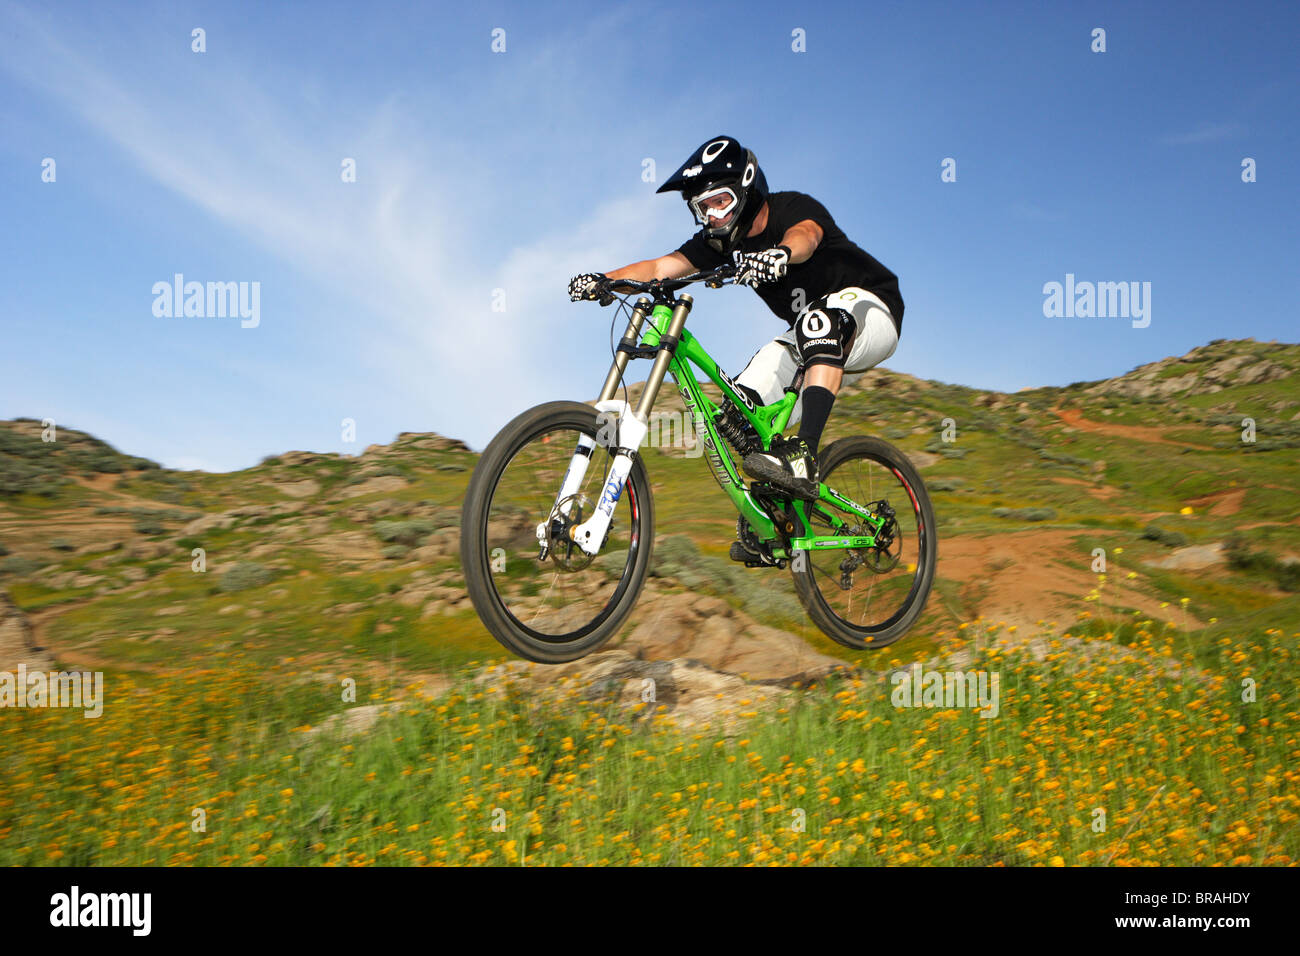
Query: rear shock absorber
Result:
<box><xmin>713</xmin><ymin>399</ymin><xmax>762</xmax><ymax>457</ymax></box>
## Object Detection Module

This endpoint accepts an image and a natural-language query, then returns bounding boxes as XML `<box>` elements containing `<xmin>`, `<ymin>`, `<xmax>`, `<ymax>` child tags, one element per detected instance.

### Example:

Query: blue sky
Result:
<box><xmin>1</xmin><ymin>0</ymin><xmax>1296</xmax><ymax>470</ymax></box>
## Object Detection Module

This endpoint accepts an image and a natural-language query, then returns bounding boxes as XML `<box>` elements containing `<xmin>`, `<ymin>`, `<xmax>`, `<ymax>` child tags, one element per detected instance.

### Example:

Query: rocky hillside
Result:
<box><xmin>0</xmin><ymin>337</ymin><xmax>1296</xmax><ymax>726</ymax></box>
<box><xmin>1078</xmin><ymin>338</ymin><xmax>1295</xmax><ymax>399</ymax></box>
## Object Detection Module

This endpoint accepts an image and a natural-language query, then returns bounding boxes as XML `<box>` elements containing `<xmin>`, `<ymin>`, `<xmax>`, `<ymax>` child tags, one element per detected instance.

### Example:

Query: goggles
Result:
<box><xmin>687</xmin><ymin>184</ymin><xmax>742</xmax><ymax>229</ymax></box>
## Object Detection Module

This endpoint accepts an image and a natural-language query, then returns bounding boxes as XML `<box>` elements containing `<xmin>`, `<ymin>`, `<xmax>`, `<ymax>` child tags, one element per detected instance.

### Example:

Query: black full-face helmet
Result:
<box><xmin>657</xmin><ymin>136</ymin><xmax>769</xmax><ymax>256</ymax></box>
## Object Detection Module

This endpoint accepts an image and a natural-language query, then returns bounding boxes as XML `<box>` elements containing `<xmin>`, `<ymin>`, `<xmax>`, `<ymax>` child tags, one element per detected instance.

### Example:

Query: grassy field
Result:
<box><xmin>3</xmin><ymin>613</ymin><xmax>1294</xmax><ymax>866</ymax></box>
<box><xmin>1</xmin><ymin>337</ymin><xmax>1297</xmax><ymax>865</ymax></box>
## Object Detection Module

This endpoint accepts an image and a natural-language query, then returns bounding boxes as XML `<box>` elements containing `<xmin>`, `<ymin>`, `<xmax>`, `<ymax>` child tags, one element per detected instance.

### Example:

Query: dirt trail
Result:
<box><xmin>69</xmin><ymin>472</ymin><xmax>182</xmax><ymax>510</ymax></box>
<box><xmin>1054</xmin><ymin>407</ymin><xmax>1214</xmax><ymax>450</ymax></box>
<box><xmin>1184</xmin><ymin>488</ymin><xmax>1246</xmax><ymax>516</ymax></box>
<box><xmin>937</xmin><ymin>529</ymin><xmax>1203</xmax><ymax>630</ymax></box>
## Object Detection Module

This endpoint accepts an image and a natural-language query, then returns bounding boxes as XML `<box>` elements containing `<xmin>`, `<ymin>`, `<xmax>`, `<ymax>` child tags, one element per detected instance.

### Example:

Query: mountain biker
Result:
<box><xmin>568</xmin><ymin>135</ymin><xmax>904</xmax><ymax>532</ymax></box>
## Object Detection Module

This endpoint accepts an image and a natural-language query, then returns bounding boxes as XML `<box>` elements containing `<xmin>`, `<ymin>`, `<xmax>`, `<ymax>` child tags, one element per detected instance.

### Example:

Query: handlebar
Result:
<box><xmin>599</xmin><ymin>264</ymin><xmax>738</xmax><ymax>305</ymax></box>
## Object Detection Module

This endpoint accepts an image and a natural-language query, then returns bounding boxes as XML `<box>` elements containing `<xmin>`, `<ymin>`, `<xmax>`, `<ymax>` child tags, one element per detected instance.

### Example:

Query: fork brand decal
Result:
<box><xmin>678</xmin><ymin>383</ymin><xmax>733</xmax><ymax>491</ymax></box>
<box><xmin>717</xmin><ymin>367</ymin><xmax>756</xmax><ymax>413</ymax></box>
<box><xmin>598</xmin><ymin>474</ymin><xmax>623</xmax><ymax>516</ymax></box>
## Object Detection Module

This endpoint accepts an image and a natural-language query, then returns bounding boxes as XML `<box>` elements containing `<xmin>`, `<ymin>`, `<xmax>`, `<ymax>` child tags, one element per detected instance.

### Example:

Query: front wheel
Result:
<box><xmin>791</xmin><ymin>435</ymin><xmax>937</xmax><ymax>649</ymax></box>
<box><xmin>460</xmin><ymin>401</ymin><xmax>656</xmax><ymax>663</ymax></box>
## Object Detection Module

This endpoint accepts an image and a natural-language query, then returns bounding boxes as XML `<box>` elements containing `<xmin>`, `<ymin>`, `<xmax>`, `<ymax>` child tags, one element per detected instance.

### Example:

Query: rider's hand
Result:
<box><xmin>735</xmin><ymin>246</ymin><xmax>791</xmax><ymax>287</ymax></box>
<box><xmin>568</xmin><ymin>272</ymin><xmax>609</xmax><ymax>302</ymax></box>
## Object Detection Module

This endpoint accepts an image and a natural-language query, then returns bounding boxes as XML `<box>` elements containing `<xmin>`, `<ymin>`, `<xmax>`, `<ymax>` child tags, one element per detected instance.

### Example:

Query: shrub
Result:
<box><xmin>0</xmin><ymin>555</ymin><xmax>43</xmax><ymax>576</ymax></box>
<box><xmin>50</xmin><ymin>539</ymin><xmax>76</xmax><ymax>552</ymax></box>
<box><xmin>0</xmin><ymin>542</ymin><xmax>8</xmax><ymax>556</ymax></box>
<box><xmin>86</xmin><ymin>455</ymin><xmax>125</xmax><ymax>474</ymax></box>
<box><xmin>992</xmin><ymin>507</ymin><xmax>1056</xmax><ymax>522</ymax></box>
<box><xmin>1037</xmin><ymin>448</ymin><xmax>1092</xmax><ymax>468</ymax></box>
<box><xmin>135</xmin><ymin>519</ymin><xmax>166</xmax><ymax>536</ymax></box>
<box><xmin>1142</xmin><ymin>525</ymin><xmax>1188</xmax><ymax>548</ymax></box>
<box><xmin>1224</xmin><ymin>537</ymin><xmax>1300</xmax><ymax>592</ymax></box>
<box><xmin>0</xmin><ymin>458</ymin><xmax>65</xmax><ymax>497</ymax></box>
<box><xmin>381</xmin><ymin>545</ymin><xmax>411</xmax><ymax>560</ymax></box>
<box><xmin>218</xmin><ymin>562</ymin><xmax>274</xmax><ymax>592</ymax></box>
<box><xmin>373</xmin><ymin>519</ymin><xmax>436</xmax><ymax>547</ymax></box>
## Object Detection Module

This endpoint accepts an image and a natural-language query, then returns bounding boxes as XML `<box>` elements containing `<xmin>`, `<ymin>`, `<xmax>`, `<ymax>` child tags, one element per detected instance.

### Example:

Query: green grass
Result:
<box><xmin>3</xmin><ymin>619</ymin><xmax>1295</xmax><ymax>866</ymax></box>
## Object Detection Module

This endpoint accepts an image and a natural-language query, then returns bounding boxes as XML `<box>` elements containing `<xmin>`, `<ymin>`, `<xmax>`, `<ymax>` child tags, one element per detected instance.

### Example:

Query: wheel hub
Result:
<box><xmin>539</xmin><ymin>493</ymin><xmax>607</xmax><ymax>571</ymax></box>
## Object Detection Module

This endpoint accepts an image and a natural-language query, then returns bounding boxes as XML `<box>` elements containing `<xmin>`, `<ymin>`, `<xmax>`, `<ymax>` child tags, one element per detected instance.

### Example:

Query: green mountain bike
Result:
<box><xmin>460</xmin><ymin>265</ymin><xmax>937</xmax><ymax>663</ymax></box>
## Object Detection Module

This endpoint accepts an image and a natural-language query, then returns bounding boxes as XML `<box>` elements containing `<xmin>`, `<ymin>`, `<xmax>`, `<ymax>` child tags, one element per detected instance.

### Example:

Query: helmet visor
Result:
<box><xmin>688</xmin><ymin>185</ymin><xmax>742</xmax><ymax>229</ymax></box>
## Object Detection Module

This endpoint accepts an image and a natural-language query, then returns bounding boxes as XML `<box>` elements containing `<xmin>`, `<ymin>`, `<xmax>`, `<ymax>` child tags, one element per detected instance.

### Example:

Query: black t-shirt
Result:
<box><xmin>675</xmin><ymin>191</ymin><xmax>904</xmax><ymax>332</ymax></box>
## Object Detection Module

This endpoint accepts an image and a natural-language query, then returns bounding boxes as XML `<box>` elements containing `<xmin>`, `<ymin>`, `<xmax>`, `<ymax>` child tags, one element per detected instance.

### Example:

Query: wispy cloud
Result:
<box><xmin>1160</xmin><ymin>122</ymin><xmax>1244</xmax><ymax>145</ymax></box>
<box><xmin>0</xmin><ymin>2</ymin><xmax>679</xmax><ymax>458</ymax></box>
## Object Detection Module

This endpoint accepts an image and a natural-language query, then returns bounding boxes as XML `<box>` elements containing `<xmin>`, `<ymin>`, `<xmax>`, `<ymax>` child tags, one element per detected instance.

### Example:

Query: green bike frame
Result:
<box><xmin>596</xmin><ymin>296</ymin><xmax>888</xmax><ymax>560</ymax></box>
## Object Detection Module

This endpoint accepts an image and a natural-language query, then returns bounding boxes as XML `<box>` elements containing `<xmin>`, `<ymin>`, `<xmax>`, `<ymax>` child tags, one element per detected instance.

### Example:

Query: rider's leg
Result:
<box><xmin>788</xmin><ymin>304</ymin><xmax>859</xmax><ymax>458</ymax></box>
<box><xmin>797</xmin><ymin>291</ymin><xmax>900</xmax><ymax>454</ymax></box>
<box><xmin>798</xmin><ymin>359</ymin><xmax>848</xmax><ymax>457</ymax></box>
<box><xmin>733</xmin><ymin>338</ymin><xmax>798</xmax><ymax>409</ymax></box>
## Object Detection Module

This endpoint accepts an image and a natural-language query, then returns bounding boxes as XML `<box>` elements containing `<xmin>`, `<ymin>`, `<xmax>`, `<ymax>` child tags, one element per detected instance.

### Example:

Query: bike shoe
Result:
<box><xmin>742</xmin><ymin>434</ymin><xmax>820</xmax><ymax>500</ymax></box>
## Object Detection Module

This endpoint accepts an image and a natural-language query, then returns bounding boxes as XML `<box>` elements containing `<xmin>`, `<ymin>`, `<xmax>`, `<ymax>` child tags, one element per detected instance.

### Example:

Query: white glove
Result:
<box><xmin>735</xmin><ymin>246</ymin><xmax>791</xmax><ymax>287</ymax></box>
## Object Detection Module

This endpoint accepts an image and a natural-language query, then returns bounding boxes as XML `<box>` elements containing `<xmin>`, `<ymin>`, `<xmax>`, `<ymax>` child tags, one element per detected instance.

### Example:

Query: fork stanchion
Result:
<box><xmin>633</xmin><ymin>295</ymin><xmax>692</xmax><ymax>422</ymax></box>
<box><xmin>597</xmin><ymin>297</ymin><xmax>651</xmax><ymax>403</ymax></box>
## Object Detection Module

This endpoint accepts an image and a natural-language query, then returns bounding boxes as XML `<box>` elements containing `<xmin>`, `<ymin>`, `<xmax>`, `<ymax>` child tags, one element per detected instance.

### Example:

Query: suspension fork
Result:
<box><xmin>534</xmin><ymin>296</ymin><xmax>654</xmax><ymax>556</ymax></box>
<box><xmin>562</xmin><ymin>294</ymin><xmax>692</xmax><ymax>555</ymax></box>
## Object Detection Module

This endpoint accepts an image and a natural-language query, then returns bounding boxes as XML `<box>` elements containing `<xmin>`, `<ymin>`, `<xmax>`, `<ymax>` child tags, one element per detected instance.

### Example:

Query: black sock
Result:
<box><xmin>797</xmin><ymin>385</ymin><xmax>835</xmax><ymax>456</ymax></box>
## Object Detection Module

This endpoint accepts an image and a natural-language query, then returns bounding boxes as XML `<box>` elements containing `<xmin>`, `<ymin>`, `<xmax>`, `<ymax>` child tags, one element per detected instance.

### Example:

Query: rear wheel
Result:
<box><xmin>791</xmin><ymin>435</ymin><xmax>936</xmax><ymax>649</ymax></box>
<box><xmin>460</xmin><ymin>401</ymin><xmax>656</xmax><ymax>663</ymax></box>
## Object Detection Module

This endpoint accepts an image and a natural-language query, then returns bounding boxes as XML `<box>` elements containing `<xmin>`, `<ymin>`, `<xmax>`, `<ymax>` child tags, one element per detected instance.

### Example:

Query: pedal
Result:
<box><xmin>729</xmin><ymin>541</ymin><xmax>777</xmax><ymax>569</ymax></box>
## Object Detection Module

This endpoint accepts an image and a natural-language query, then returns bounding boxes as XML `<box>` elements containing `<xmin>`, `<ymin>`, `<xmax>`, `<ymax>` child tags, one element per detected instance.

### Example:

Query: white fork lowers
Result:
<box><xmin>535</xmin><ymin>399</ymin><xmax>649</xmax><ymax>556</ymax></box>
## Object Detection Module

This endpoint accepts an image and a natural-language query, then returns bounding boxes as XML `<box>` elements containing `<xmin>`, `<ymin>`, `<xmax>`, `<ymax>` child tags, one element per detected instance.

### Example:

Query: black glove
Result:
<box><xmin>735</xmin><ymin>246</ymin><xmax>791</xmax><ymax>287</ymax></box>
<box><xmin>568</xmin><ymin>273</ymin><xmax>609</xmax><ymax>302</ymax></box>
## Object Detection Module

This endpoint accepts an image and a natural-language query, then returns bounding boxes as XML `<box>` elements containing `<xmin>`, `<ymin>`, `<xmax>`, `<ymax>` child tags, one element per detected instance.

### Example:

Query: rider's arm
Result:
<box><xmin>605</xmin><ymin>252</ymin><xmax>695</xmax><ymax>282</ymax></box>
<box><xmin>777</xmin><ymin>220</ymin><xmax>824</xmax><ymax>264</ymax></box>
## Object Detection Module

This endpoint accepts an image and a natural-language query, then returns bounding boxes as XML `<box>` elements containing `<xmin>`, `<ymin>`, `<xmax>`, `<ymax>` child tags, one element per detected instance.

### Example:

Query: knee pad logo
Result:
<box><xmin>800</xmin><ymin>309</ymin><xmax>831</xmax><ymax>337</ymax></box>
